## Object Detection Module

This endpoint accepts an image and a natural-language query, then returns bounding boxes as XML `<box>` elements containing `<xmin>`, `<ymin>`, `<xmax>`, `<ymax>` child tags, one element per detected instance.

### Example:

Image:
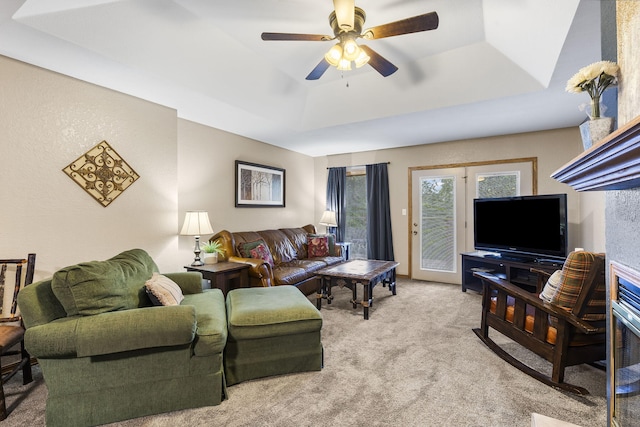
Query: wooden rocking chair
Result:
<box><xmin>0</xmin><ymin>254</ymin><xmax>36</xmax><ymax>419</ymax></box>
<box><xmin>472</xmin><ymin>251</ymin><xmax>606</xmax><ymax>395</ymax></box>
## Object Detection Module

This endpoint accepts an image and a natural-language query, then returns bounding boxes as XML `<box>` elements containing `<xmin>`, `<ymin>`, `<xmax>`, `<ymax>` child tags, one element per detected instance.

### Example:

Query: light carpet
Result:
<box><xmin>4</xmin><ymin>279</ymin><xmax>607</xmax><ymax>426</ymax></box>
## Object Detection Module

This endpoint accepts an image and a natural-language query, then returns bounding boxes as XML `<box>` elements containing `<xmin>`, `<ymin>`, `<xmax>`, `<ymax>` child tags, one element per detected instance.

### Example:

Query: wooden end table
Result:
<box><xmin>184</xmin><ymin>262</ymin><xmax>250</xmax><ymax>296</ymax></box>
<box><xmin>316</xmin><ymin>259</ymin><xmax>399</xmax><ymax>320</ymax></box>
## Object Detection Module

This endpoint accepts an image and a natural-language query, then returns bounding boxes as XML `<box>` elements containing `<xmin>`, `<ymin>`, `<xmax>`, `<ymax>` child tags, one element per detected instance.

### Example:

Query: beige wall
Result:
<box><xmin>177</xmin><ymin>119</ymin><xmax>315</xmax><ymax>262</ymax></box>
<box><xmin>0</xmin><ymin>55</ymin><xmax>178</xmax><ymax>279</ymax></box>
<box><xmin>315</xmin><ymin>127</ymin><xmax>605</xmax><ymax>277</ymax></box>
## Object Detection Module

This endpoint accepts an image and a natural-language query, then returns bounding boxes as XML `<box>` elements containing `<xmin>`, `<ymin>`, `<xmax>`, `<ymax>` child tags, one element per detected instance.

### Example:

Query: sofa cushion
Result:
<box><xmin>51</xmin><ymin>249</ymin><xmax>157</xmax><ymax>316</ymax></box>
<box><xmin>273</xmin><ymin>260</ymin><xmax>327</xmax><ymax>285</ymax></box>
<box><xmin>237</xmin><ymin>240</ymin><xmax>275</xmax><ymax>267</ymax></box>
<box><xmin>145</xmin><ymin>273</ymin><xmax>184</xmax><ymax>306</ymax></box>
<box><xmin>279</xmin><ymin>227</ymin><xmax>310</xmax><ymax>259</ymax></box>
<box><xmin>308</xmin><ymin>235</ymin><xmax>330</xmax><ymax>258</ymax></box>
<box><xmin>257</xmin><ymin>230</ymin><xmax>298</xmax><ymax>264</ymax></box>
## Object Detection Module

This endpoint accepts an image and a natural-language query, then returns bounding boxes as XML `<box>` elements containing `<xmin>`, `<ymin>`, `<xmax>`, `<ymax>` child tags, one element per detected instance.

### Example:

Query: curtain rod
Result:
<box><xmin>326</xmin><ymin>162</ymin><xmax>390</xmax><ymax>169</ymax></box>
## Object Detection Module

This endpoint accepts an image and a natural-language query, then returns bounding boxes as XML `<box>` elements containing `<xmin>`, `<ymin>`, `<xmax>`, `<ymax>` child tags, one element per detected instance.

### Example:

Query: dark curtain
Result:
<box><xmin>366</xmin><ymin>163</ymin><xmax>394</xmax><ymax>261</ymax></box>
<box><xmin>326</xmin><ymin>167</ymin><xmax>346</xmax><ymax>242</ymax></box>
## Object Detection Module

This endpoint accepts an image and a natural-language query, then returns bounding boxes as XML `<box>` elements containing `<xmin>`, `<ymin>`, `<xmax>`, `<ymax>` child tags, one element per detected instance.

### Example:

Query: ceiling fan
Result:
<box><xmin>261</xmin><ymin>0</ymin><xmax>439</xmax><ymax>80</ymax></box>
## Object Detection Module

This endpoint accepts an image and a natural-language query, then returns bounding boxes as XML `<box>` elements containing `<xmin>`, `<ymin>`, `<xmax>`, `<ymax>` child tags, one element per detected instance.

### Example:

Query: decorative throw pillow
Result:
<box><xmin>237</xmin><ymin>240</ymin><xmax>275</xmax><ymax>266</ymax></box>
<box><xmin>308</xmin><ymin>235</ymin><xmax>330</xmax><ymax>258</ymax></box>
<box><xmin>249</xmin><ymin>242</ymin><xmax>275</xmax><ymax>266</ymax></box>
<box><xmin>145</xmin><ymin>273</ymin><xmax>184</xmax><ymax>306</ymax></box>
<box><xmin>309</xmin><ymin>233</ymin><xmax>336</xmax><ymax>256</ymax></box>
<box><xmin>539</xmin><ymin>270</ymin><xmax>563</xmax><ymax>303</ymax></box>
<box><xmin>237</xmin><ymin>240</ymin><xmax>266</xmax><ymax>258</ymax></box>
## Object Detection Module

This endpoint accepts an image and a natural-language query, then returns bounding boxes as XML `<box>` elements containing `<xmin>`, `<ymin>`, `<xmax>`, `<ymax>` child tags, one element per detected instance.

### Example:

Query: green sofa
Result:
<box><xmin>18</xmin><ymin>249</ymin><xmax>228</xmax><ymax>427</ymax></box>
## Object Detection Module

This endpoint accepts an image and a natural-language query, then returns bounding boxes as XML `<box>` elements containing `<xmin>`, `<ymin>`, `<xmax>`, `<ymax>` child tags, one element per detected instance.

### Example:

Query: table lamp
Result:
<box><xmin>180</xmin><ymin>211</ymin><xmax>214</xmax><ymax>266</ymax></box>
<box><xmin>319</xmin><ymin>210</ymin><xmax>337</xmax><ymax>234</ymax></box>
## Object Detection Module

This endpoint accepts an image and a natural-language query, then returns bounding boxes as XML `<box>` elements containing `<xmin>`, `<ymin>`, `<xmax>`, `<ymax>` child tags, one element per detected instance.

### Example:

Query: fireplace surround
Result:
<box><xmin>553</xmin><ymin>113</ymin><xmax>640</xmax><ymax>426</ymax></box>
<box><xmin>609</xmin><ymin>261</ymin><xmax>640</xmax><ymax>426</ymax></box>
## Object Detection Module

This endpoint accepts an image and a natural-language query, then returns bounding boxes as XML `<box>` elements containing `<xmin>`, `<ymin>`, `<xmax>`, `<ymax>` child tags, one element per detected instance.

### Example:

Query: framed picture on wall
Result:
<box><xmin>235</xmin><ymin>161</ymin><xmax>286</xmax><ymax>207</ymax></box>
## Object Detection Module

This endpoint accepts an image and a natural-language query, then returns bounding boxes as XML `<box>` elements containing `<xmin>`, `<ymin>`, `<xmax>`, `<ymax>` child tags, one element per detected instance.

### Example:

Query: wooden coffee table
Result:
<box><xmin>316</xmin><ymin>260</ymin><xmax>399</xmax><ymax>320</ymax></box>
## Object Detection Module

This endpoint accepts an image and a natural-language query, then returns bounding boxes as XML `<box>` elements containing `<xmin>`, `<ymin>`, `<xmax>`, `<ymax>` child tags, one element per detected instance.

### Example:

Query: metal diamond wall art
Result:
<box><xmin>63</xmin><ymin>140</ymin><xmax>140</xmax><ymax>207</ymax></box>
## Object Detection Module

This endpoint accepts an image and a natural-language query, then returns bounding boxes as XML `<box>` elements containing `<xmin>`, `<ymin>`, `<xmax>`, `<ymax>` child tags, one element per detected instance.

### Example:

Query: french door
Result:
<box><xmin>410</xmin><ymin>160</ymin><xmax>534</xmax><ymax>284</ymax></box>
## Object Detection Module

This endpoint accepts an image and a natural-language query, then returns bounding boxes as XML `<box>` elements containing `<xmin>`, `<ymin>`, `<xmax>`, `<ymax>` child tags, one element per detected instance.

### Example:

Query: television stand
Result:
<box><xmin>483</xmin><ymin>253</ymin><xmax>536</xmax><ymax>263</ymax></box>
<box><xmin>461</xmin><ymin>251</ymin><xmax>564</xmax><ymax>293</ymax></box>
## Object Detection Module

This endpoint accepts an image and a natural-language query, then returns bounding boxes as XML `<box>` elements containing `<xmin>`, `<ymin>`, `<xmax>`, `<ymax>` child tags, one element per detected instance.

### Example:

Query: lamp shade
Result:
<box><xmin>180</xmin><ymin>211</ymin><xmax>214</xmax><ymax>236</ymax></box>
<box><xmin>319</xmin><ymin>210</ymin><xmax>338</xmax><ymax>227</ymax></box>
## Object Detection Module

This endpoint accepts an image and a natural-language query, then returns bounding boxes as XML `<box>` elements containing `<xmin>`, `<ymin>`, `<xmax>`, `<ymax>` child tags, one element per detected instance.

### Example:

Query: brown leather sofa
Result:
<box><xmin>210</xmin><ymin>224</ymin><xmax>343</xmax><ymax>296</ymax></box>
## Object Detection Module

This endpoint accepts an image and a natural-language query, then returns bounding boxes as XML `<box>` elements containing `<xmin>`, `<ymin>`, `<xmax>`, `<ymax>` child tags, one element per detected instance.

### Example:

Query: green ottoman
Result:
<box><xmin>224</xmin><ymin>285</ymin><xmax>323</xmax><ymax>386</ymax></box>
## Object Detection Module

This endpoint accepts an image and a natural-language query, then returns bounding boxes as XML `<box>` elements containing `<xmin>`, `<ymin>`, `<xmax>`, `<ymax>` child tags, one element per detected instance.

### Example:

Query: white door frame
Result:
<box><xmin>407</xmin><ymin>158</ymin><xmax>538</xmax><ymax>283</ymax></box>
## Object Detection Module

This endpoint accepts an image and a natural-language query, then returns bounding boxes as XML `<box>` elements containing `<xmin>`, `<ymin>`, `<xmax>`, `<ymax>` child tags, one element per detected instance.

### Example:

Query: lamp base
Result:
<box><xmin>191</xmin><ymin>235</ymin><xmax>204</xmax><ymax>266</ymax></box>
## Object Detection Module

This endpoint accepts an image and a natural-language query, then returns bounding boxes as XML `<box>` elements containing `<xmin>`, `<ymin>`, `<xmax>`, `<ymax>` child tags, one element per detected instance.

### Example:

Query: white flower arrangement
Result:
<box><xmin>566</xmin><ymin>60</ymin><xmax>619</xmax><ymax>119</ymax></box>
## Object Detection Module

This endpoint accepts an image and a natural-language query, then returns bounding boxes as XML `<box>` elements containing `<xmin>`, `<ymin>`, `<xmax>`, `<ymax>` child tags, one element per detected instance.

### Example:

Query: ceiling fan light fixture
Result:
<box><xmin>342</xmin><ymin>38</ymin><xmax>360</xmax><ymax>61</ymax></box>
<box><xmin>337</xmin><ymin>58</ymin><xmax>352</xmax><ymax>71</ymax></box>
<box><xmin>324</xmin><ymin>43</ymin><xmax>343</xmax><ymax>67</ymax></box>
<box><xmin>354</xmin><ymin>49</ymin><xmax>370</xmax><ymax>68</ymax></box>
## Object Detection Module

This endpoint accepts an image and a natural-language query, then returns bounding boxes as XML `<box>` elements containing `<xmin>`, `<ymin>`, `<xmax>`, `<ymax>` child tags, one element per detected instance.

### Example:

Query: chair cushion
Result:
<box><xmin>0</xmin><ymin>324</ymin><xmax>25</xmax><ymax>349</ymax></box>
<box><xmin>226</xmin><ymin>286</ymin><xmax>322</xmax><ymax>340</ymax></box>
<box><xmin>550</xmin><ymin>251</ymin><xmax>595</xmax><ymax>309</ymax></box>
<box><xmin>51</xmin><ymin>249</ymin><xmax>157</xmax><ymax>316</ymax></box>
<box><xmin>490</xmin><ymin>297</ymin><xmax>557</xmax><ymax>344</ymax></box>
<box><xmin>145</xmin><ymin>273</ymin><xmax>184</xmax><ymax>306</ymax></box>
<box><xmin>490</xmin><ymin>297</ymin><xmax>601</xmax><ymax>346</ymax></box>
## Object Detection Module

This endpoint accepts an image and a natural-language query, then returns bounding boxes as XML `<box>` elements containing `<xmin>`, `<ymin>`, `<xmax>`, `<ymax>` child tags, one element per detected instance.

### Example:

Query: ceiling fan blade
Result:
<box><xmin>261</xmin><ymin>32</ymin><xmax>332</xmax><ymax>41</ymax></box>
<box><xmin>360</xmin><ymin>45</ymin><xmax>398</xmax><ymax>77</ymax></box>
<box><xmin>333</xmin><ymin>0</ymin><xmax>355</xmax><ymax>30</ymax></box>
<box><xmin>363</xmin><ymin>11</ymin><xmax>439</xmax><ymax>39</ymax></box>
<box><xmin>306</xmin><ymin>58</ymin><xmax>331</xmax><ymax>80</ymax></box>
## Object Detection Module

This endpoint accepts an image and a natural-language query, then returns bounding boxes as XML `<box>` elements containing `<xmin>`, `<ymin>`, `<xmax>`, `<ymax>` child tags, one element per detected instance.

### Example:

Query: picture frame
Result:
<box><xmin>235</xmin><ymin>161</ymin><xmax>286</xmax><ymax>208</ymax></box>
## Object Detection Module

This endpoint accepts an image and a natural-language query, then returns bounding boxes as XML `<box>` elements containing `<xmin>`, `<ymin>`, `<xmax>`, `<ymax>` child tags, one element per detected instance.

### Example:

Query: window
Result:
<box><xmin>345</xmin><ymin>169</ymin><xmax>367</xmax><ymax>259</ymax></box>
<box><xmin>476</xmin><ymin>172</ymin><xmax>519</xmax><ymax>198</ymax></box>
<box><xmin>420</xmin><ymin>176</ymin><xmax>456</xmax><ymax>271</ymax></box>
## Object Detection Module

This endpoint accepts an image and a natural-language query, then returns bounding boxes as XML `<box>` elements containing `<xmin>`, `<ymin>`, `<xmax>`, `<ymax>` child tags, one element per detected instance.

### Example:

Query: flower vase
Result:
<box><xmin>579</xmin><ymin>117</ymin><xmax>615</xmax><ymax>150</ymax></box>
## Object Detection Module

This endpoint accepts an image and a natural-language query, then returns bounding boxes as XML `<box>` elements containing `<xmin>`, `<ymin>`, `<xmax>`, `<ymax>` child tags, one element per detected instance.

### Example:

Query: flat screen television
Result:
<box><xmin>473</xmin><ymin>193</ymin><xmax>568</xmax><ymax>262</ymax></box>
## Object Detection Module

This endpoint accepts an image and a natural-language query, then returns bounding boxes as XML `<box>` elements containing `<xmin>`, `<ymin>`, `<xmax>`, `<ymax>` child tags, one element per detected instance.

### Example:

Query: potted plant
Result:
<box><xmin>202</xmin><ymin>240</ymin><xmax>225</xmax><ymax>265</ymax></box>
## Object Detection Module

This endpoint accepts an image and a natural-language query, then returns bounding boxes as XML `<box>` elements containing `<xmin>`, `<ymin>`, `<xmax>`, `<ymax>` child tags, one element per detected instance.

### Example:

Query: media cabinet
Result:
<box><xmin>461</xmin><ymin>251</ymin><xmax>564</xmax><ymax>293</ymax></box>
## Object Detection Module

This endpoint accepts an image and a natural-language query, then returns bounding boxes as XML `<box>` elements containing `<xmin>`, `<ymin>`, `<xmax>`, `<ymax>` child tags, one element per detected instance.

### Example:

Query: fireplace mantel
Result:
<box><xmin>552</xmin><ymin>114</ymin><xmax>640</xmax><ymax>191</ymax></box>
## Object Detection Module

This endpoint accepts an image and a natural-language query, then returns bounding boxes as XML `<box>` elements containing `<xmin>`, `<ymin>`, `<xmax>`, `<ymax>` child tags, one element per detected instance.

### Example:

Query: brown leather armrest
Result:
<box><xmin>228</xmin><ymin>256</ymin><xmax>273</xmax><ymax>287</ymax></box>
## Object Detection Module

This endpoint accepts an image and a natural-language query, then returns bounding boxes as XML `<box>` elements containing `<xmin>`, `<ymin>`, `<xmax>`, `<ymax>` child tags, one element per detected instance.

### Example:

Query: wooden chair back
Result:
<box><xmin>0</xmin><ymin>254</ymin><xmax>36</xmax><ymax>322</ymax></box>
<box><xmin>0</xmin><ymin>253</ymin><xmax>36</xmax><ymax>420</ymax></box>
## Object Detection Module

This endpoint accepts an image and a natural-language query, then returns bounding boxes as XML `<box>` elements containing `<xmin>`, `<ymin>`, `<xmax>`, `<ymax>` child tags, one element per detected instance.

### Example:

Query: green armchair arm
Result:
<box><xmin>164</xmin><ymin>271</ymin><xmax>203</xmax><ymax>294</ymax></box>
<box><xmin>25</xmin><ymin>305</ymin><xmax>197</xmax><ymax>358</ymax></box>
